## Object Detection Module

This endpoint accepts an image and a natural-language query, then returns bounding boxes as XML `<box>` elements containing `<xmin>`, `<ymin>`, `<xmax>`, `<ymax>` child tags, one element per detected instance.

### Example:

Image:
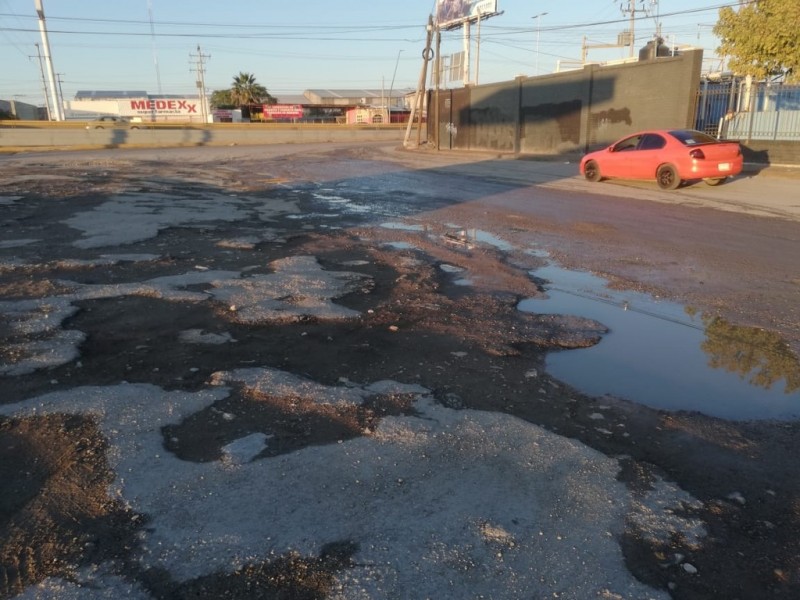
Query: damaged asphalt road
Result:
<box><xmin>0</xmin><ymin>142</ymin><xmax>799</xmax><ymax>599</ymax></box>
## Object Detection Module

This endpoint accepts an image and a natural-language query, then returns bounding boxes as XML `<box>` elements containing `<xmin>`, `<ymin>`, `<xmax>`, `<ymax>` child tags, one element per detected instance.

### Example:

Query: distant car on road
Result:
<box><xmin>86</xmin><ymin>116</ymin><xmax>140</xmax><ymax>130</ymax></box>
<box><xmin>580</xmin><ymin>129</ymin><xmax>743</xmax><ymax>190</ymax></box>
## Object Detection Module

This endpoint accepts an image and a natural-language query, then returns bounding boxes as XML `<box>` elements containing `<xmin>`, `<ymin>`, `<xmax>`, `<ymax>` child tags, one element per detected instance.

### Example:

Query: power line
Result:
<box><xmin>467</xmin><ymin>3</ymin><xmax>737</xmax><ymax>38</ymax></box>
<box><xmin>0</xmin><ymin>2</ymin><xmax>738</xmax><ymax>40</ymax></box>
<box><xmin>0</xmin><ymin>25</ymin><xmax>423</xmax><ymax>43</ymax></box>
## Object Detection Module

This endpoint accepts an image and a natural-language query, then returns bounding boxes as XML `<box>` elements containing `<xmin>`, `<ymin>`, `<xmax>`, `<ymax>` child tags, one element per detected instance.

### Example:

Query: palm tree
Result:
<box><xmin>230</xmin><ymin>72</ymin><xmax>268</xmax><ymax>107</ymax></box>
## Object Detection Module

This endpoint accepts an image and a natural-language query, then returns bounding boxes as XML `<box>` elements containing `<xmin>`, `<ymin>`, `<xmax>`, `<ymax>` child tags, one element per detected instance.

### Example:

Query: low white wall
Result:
<box><xmin>0</xmin><ymin>124</ymin><xmax>409</xmax><ymax>150</ymax></box>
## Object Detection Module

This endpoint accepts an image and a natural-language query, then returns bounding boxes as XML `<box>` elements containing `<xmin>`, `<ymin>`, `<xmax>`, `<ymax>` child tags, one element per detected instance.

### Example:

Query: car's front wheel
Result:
<box><xmin>583</xmin><ymin>160</ymin><xmax>602</xmax><ymax>182</ymax></box>
<box><xmin>703</xmin><ymin>177</ymin><xmax>727</xmax><ymax>186</ymax></box>
<box><xmin>656</xmin><ymin>164</ymin><xmax>681</xmax><ymax>190</ymax></box>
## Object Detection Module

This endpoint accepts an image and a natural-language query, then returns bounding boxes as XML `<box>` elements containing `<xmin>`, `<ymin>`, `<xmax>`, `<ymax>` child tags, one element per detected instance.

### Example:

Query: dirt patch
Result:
<box><xmin>0</xmin><ymin>414</ymin><xmax>137</xmax><ymax>596</ymax></box>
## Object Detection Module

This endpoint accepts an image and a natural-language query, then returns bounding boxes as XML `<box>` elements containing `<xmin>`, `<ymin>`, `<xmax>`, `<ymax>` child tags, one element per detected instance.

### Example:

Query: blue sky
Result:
<box><xmin>1</xmin><ymin>0</ymin><xmax>734</xmax><ymax>105</ymax></box>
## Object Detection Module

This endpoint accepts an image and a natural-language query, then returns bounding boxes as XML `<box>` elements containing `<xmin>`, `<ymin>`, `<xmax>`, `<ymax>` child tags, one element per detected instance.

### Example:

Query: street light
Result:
<box><xmin>532</xmin><ymin>12</ymin><xmax>548</xmax><ymax>75</ymax></box>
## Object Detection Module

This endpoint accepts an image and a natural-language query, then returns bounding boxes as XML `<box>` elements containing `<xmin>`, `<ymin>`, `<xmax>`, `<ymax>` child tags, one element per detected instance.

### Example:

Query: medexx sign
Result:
<box><xmin>123</xmin><ymin>99</ymin><xmax>199</xmax><ymax>116</ymax></box>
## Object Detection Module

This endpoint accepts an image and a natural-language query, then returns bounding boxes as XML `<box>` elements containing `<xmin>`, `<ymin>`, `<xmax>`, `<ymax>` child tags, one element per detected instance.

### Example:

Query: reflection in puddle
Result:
<box><xmin>701</xmin><ymin>315</ymin><xmax>799</xmax><ymax>394</ymax></box>
<box><xmin>519</xmin><ymin>264</ymin><xmax>800</xmax><ymax>421</ymax></box>
<box><xmin>442</xmin><ymin>229</ymin><xmax>513</xmax><ymax>252</ymax></box>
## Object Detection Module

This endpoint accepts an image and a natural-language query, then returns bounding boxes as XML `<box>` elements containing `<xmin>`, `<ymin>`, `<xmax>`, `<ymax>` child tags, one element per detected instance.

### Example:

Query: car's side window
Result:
<box><xmin>613</xmin><ymin>135</ymin><xmax>641</xmax><ymax>152</ymax></box>
<box><xmin>638</xmin><ymin>134</ymin><xmax>666</xmax><ymax>150</ymax></box>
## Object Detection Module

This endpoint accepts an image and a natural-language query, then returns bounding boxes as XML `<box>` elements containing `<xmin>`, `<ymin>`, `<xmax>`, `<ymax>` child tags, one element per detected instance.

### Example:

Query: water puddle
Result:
<box><xmin>519</xmin><ymin>264</ymin><xmax>800</xmax><ymax>421</ymax></box>
<box><xmin>471</xmin><ymin>230</ymin><xmax>513</xmax><ymax>252</ymax></box>
<box><xmin>311</xmin><ymin>191</ymin><xmax>371</xmax><ymax>214</ymax></box>
<box><xmin>439</xmin><ymin>264</ymin><xmax>465</xmax><ymax>274</ymax></box>
<box><xmin>380</xmin><ymin>222</ymin><xmax>426</xmax><ymax>232</ymax></box>
<box><xmin>384</xmin><ymin>241</ymin><xmax>417</xmax><ymax>250</ymax></box>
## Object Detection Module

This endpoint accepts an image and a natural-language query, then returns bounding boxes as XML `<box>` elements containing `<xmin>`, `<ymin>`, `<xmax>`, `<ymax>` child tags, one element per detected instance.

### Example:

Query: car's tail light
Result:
<box><xmin>689</xmin><ymin>148</ymin><xmax>705</xmax><ymax>160</ymax></box>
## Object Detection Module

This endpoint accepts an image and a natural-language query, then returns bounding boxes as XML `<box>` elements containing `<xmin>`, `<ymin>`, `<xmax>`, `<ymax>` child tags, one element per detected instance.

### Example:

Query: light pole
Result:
<box><xmin>387</xmin><ymin>49</ymin><xmax>403</xmax><ymax>123</ymax></box>
<box><xmin>532</xmin><ymin>12</ymin><xmax>548</xmax><ymax>75</ymax></box>
<box><xmin>34</xmin><ymin>0</ymin><xmax>64</xmax><ymax>120</ymax></box>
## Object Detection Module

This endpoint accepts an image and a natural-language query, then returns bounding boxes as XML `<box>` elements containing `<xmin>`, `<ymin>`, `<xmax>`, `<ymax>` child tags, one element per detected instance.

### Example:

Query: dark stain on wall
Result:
<box><xmin>588</xmin><ymin>107</ymin><xmax>633</xmax><ymax>146</ymax></box>
<box><xmin>521</xmin><ymin>100</ymin><xmax>583</xmax><ymax>151</ymax></box>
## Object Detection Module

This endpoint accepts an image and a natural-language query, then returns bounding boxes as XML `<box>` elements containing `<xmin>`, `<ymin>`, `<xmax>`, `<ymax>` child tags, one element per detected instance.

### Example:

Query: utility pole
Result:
<box><xmin>434</xmin><ymin>25</ymin><xmax>441</xmax><ymax>149</ymax></box>
<box><xmin>475</xmin><ymin>11</ymin><xmax>482</xmax><ymax>85</ymax></box>
<box><xmin>619</xmin><ymin>0</ymin><xmax>659</xmax><ymax>57</ymax></box>
<box><xmin>34</xmin><ymin>0</ymin><xmax>63</xmax><ymax>120</ymax></box>
<box><xmin>404</xmin><ymin>15</ymin><xmax>435</xmax><ymax>148</ymax></box>
<box><xmin>31</xmin><ymin>43</ymin><xmax>52</xmax><ymax>120</ymax></box>
<box><xmin>189</xmin><ymin>45</ymin><xmax>210</xmax><ymax>124</ymax></box>
<box><xmin>56</xmin><ymin>73</ymin><xmax>65</xmax><ymax>116</ymax></box>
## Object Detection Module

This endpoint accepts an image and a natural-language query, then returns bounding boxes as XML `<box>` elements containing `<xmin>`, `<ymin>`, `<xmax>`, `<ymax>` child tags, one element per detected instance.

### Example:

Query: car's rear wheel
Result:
<box><xmin>94</xmin><ymin>126</ymin><xmax>104</xmax><ymax>129</ymax></box>
<box><xmin>583</xmin><ymin>160</ymin><xmax>602</xmax><ymax>182</ymax></box>
<box><xmin>656</xmin><ymin>164</ymin><xmax>681</xmax><ymax>190</ymax></box>
<box><xmin>703</xmin><ymin>177</ymin><xmax>727</xmax><ymax>186</ymax></box>
<box><xmin>131</xmin><ymin>126</ymin><xmax>139</xmax><ymax>130</ymax></box>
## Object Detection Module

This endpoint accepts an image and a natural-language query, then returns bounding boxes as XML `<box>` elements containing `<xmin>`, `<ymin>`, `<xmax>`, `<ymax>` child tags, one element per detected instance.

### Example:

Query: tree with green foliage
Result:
<box><xmin>714</xmin><ymin>0</ymin><xmax>800</xmax><ymax>82</ymax></box>
<box><xmin>230</xmin><ymin>72</ymin><xmax>273</xmax><ymax>106</ymax></box>
<box><xmin>209</xmin><ymin>89</ymin><xmax>234</xmax><ymax>109</ymax></box>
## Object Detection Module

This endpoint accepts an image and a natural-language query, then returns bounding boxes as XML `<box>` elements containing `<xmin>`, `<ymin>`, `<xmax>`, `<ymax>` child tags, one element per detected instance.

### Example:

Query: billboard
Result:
<box><xmin>436</xmin><ymin>0</ymin><xmax>498</xmax><ymax>29</ymax></box>
<box><xmin>262</xmin><ymin>104</ymin><xmax>304</xmax><ymax>120</ymax></box>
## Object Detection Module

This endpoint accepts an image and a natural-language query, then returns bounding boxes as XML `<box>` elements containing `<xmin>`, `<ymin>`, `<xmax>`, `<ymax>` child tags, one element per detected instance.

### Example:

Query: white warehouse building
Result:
<box><xmin>65</xmin><ymin>91</ymin><xmax>210</xmax><ymax>123</ymax></box>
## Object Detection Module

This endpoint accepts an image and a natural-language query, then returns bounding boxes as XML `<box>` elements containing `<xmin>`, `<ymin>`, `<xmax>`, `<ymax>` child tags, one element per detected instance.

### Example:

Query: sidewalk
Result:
<box><xmin>394</xmin><ymin>146</ymin><xmax>800</xmax><ymax>222</ymax></box>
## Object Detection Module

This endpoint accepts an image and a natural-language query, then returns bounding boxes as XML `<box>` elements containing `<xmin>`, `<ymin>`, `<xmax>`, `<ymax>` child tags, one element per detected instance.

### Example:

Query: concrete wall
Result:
<box><xmin>0</xmin><ymin>99</ymin><xmax>40</xmax><ymax>120</ymax></box>
<box><xmin>521</xmin><ymin>70</ymin><xmax>590</xmax><ymax>155</ymax></box>
<box><xmin>740</xmin><ymin>140</ymin><xmax>800</xmax><ymax>166</ymax></box>
<box><xmin>0</xmin><ymin>123</ymin><xmax>408</xmax><ymax>150</ymax></box>
<box><xmin>430</xmin><ymin>50</ymin><xmax>704</xmax><ymax>156</ymax></box>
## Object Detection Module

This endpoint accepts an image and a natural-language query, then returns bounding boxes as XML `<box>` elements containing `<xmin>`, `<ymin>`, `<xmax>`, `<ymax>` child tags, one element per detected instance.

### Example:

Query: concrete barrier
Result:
<box><xmin>0</xmin><ymin>121</ymin><xmax>411</xmax><ymax>151</ymax></box>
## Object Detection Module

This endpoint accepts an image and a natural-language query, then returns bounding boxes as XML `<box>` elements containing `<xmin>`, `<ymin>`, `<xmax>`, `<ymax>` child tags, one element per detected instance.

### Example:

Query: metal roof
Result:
<box><xmin>73</xmin><ymin>91</ymin><xmax>194</xmax><ymax>100</ymax></box>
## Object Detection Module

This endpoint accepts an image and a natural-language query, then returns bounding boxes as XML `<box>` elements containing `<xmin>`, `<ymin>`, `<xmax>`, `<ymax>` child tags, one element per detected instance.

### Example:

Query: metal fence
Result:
<box><xmin>694</xmin><ymin>80</ymin><xmax>800</xmax><ymax>141</ymax></box>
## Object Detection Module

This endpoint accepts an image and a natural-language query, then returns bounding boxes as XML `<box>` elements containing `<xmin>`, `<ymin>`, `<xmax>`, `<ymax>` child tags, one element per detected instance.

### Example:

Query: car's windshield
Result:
<box><xmin>669</xmin><ymin>130</ymin><xmax>718</xmax><ymax>146</ymax></box>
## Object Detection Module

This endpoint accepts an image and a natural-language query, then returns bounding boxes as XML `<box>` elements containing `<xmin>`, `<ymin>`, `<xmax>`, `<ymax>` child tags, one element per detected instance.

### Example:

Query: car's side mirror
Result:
<box><xmin>607</xmin><ymin>146</ymin><xmax>614</xmax><ymax>152</ymax></box>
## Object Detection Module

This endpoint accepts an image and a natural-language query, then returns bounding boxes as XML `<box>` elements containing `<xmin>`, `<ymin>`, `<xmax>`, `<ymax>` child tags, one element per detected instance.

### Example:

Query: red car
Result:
<box><xmin>580</xmin><ymin>129</ymin><xmax>743</xmax><ymax>190</ymax></box>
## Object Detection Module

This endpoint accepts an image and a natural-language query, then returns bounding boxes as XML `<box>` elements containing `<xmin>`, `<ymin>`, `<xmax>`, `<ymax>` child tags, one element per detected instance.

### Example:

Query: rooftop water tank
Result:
<box><xmin>639</xmin><ymin>38</ymin><xmax>671</xmax><ymax>61</ymax></box>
